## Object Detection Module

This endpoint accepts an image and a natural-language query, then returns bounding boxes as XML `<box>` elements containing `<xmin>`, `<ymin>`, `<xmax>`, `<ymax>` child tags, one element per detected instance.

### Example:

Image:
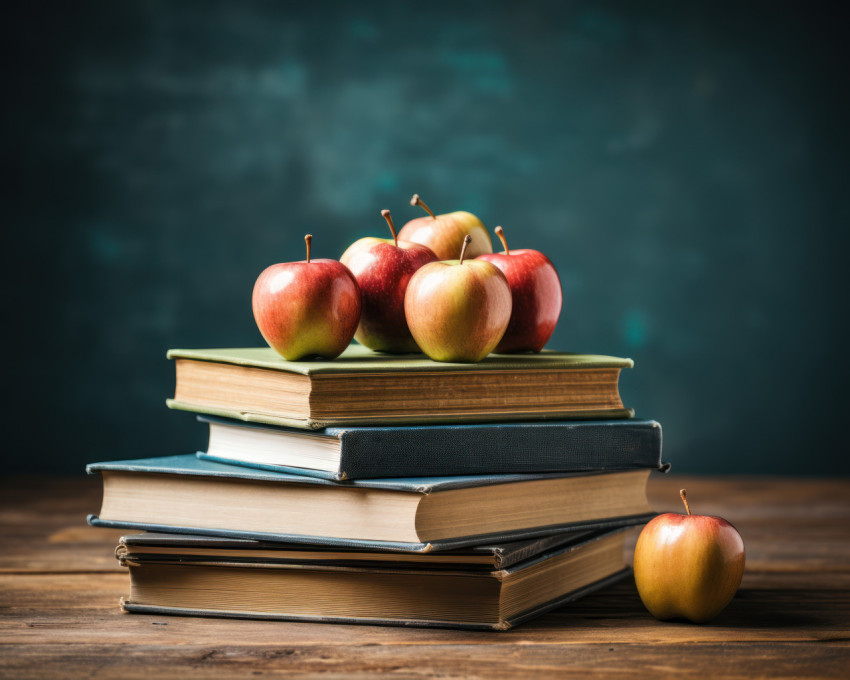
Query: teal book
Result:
<box><xmin>197</xmin><ymin>415</ymin><xmax>665</xmax><ymax>481</ymax></box>
<box><xmin>116</xmin><ymin>528</ymin><xmax>632</xmax><ymax>630</ymax></box>
<box><xmin>166</xmin><ymin>344</ymin><xmax>634</xmax><ymax>430</ymax></box>
<box><xmin>87</xmin><ymin>454</ymin><xmax>655</xmax><ymax>553</ymax></box>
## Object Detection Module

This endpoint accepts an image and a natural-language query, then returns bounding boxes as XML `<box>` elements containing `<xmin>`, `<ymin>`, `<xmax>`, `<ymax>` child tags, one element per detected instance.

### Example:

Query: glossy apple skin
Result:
<box><xmin>404</xmin><ymin>259</ymin><xmax>512</xmax><ymax>362</ymax></box>
<box><xmin>252</xmin><ymin>259</ymin><xmax>361</xmax><ymax>361</ymax></box>
<box><xmin>397</xmin><ymin>211</ymin><xmax>493</xmax><ymax>261</ymax></box>
<box><xmin>340</xmin><ymin>238</ymin><xmax>437</xmax><ymax>353</ymax></box>
<box><xmin>634</xmin><ymin>512</ymin><xmax>745</xmax><ymax>623</ymax></box>
<box><xmin>477</xmin><ymin>249</ymin><xmax>562</xmax><ymax>353</ymax></box>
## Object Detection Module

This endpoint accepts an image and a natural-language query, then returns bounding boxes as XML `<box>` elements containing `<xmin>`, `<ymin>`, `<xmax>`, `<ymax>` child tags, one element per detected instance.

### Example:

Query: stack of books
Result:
<box><xmin>87</xmin><ymin>344</ymin><xmax>666</xmax><ymax>630</ymax></box>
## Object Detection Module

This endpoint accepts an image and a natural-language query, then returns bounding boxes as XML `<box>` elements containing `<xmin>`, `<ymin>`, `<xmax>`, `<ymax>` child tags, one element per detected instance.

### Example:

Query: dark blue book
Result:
<box><xmin>197</xmin><ymin>416</ymin><xmax>666</xmax><ymax>481</ymax></box>
<box><xmin>87</xmin><ymin>454</ymin><xmax>655</xmax><ymax>553</ymax></box>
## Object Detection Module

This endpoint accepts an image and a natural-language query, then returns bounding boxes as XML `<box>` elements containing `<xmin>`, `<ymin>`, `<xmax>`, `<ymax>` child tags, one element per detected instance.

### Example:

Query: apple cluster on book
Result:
<box><xmin>86</xmin><ymin>195</ymin><xmax>669</xmax><ymax>630</ymax></box>
<box><xmin>253</xmin><ymin>194</ymin><xmax>562</xmax><ymax>363</ymax></box>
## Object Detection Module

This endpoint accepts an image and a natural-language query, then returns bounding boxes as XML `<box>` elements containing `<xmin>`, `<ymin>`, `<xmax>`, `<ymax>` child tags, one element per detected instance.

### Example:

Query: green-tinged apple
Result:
<box><xmin>340</xmin><ymin>210</ymin><xmax>438</xmax><ymax>353</ymax></box>
<box><xmin>477</xmin><ymin>226</ymin><xmax>562</xmax><ymax>353</ymax></box>
<box><xmin>252</xmin><ymin>234</ymin><xmax>361</xmax><ymax>361</ymax></box>
<box><xmin>397</xmin><ymin>194</ymin><xmax>493</xmax><ymax>260</ymax></box>
<box><xmin>634</xmin><ymin>489</ymin><xmax>745</xmax><ymax>623</ymax></box>
<box><xmin>404</xmin><ymin>235</ymin><xmax>512</xmax><ymax>363</ymax></box>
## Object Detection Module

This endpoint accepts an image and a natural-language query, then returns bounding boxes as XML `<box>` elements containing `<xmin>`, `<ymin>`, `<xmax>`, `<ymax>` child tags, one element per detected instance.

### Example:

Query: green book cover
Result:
<box><xmin>166</xmin><ymin>344</ymin><xmax>634</xmax><ymax>374</ymax></box>
<box><xmin>167</xmin><ymin>344</ymin><xmax>635</xmax><ymax>429</ymax></box>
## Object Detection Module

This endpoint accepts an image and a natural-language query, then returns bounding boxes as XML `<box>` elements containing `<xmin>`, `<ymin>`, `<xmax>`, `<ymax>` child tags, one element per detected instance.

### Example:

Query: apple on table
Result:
<box><xmin>404</xmin><ymin>234</ymin><xmax>512</xmax><ymax>363</ymax></box>
<box><xmin>252</xmin><ymin>234</ymin><xmax>361</xmax><ymax>361</ymax></box>
<box><xmin>634</xmin><ymin>488</ymin><xmax>746</xmax><ymax>623</ymax></box>
<box><xmin>476</xmin><ymin>226</ymin><xmax>562</xmax><ymax>353</ymax></box>
<box><xmin>340</xmin><ymin>210</ymin><xmax>437</xmax><ymax>353</ymax></box>
<box><xmin>398</xmin><ymin>194</ymin><xmax>493</xmax><ymax>261</ymax></box>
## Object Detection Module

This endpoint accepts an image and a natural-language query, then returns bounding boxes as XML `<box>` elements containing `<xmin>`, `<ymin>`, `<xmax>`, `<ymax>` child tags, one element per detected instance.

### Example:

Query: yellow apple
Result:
<box><xmin>634</xmin><ymin>489</ymin><xmax>745</xmax><ymax>623</ymax></box>
<box><xmin>397</xmin><ymin>194</ymin><xmax>493</xmax><ymax>260</ymax></box>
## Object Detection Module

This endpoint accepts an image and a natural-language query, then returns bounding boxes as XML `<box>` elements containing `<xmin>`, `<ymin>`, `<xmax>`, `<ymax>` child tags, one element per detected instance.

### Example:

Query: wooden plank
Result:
<box><xmin>2</xmin><ymin>641</ymin><xmax>849</xmax><ymax>680</ymax></box>
<box><xmin>1</xmin><ymin>475</ymin><xmax>849</xmax><ymax>679</ymax></box>
<box><xmin>2</xmin><ymin>573</ymin><xmax>849</xmax><ymax>644</ymax></box>
<box><xmin>1</xmin><ymin>572</ymin><xmax>848</xmax><ymax>678</ymax></box>
<box><xmin>0</xmin><ymin>476</ymin><xmax>123</xmax><ymax>573</ymax></box>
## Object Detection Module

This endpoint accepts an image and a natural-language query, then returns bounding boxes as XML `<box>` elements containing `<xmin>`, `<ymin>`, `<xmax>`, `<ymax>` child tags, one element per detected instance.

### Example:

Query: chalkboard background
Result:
<box><xmin>5</xmin><ymin>1</ymin><xmax>848</xmax><ymax>474</ymax></box>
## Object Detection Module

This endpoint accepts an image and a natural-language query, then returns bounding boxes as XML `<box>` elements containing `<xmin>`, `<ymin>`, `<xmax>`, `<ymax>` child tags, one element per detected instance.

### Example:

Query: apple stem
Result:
<box><xmin>458</xmin><ymin>234</ymin><xmax>472</xmax><ymax>264</ymax></box>
<box><xmin>679</xmin><ymin>489</ymin><xmax>691</xmax><ymax>516</ymax></box>
<box><xmin>494</xmin><ymin>226</ymin><xmax>510</xmax><ymax>256</ymax></box>
<box><xmin>411</xmin><ymin>194</ymin><xmax>437</xmax><ymax>220</ymax></box>
<box><xmin>304</xmin><ymin>234</ymin><xmax>312</xmax><ymax>264</ymax></box>
<box><xmin>381</xmin><ymin>209</ymin><xmax>398</xmax><ymax>247</ymax></box>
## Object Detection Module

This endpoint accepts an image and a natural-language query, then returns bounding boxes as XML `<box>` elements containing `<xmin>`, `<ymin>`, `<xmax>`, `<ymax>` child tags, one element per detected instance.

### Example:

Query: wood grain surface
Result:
<box><xmin>1</xmin><ymin>474</ymin><xmax>849</xmax><ymax>678</ymax></box>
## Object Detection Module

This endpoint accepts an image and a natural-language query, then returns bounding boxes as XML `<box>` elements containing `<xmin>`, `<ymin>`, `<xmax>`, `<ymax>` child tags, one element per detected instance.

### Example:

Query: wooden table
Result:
<box><xmin>1</xmin><ymin>475</ymin><xmax>848</xmax><ymax>678</ymax></box>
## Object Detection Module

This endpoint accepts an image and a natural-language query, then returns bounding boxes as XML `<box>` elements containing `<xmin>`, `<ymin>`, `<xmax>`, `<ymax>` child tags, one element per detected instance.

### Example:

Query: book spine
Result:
<box><xmin>336</xmin><ymin>420</ymin><xmax>663</xmax><ymax>479</ymax></box>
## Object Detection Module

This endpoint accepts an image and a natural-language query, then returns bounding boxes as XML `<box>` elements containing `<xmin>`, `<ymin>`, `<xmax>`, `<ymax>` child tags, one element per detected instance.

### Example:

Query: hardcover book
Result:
<box><xmin>166</xmin><ymin>344</ymin><xmax>634</xmax><ymax>430</ymax></box>
<box><xmin>116</xmin><ymin>530</ymin><xmax>605</xmax><ymax>569</ymax></box>
<box><xmin>198</xmin><ymin>415</ymin><xmax>665</xmax><ymax>481</ymax></box>
<box><xmin>87</xmin><ymin>454</ymin><xmax>654</xmax><ymax>552</ymax></box>
<box><xmin>117</xmin><ymin>528</ymin><xmax>631</xmax><ymax>630</ymax></box>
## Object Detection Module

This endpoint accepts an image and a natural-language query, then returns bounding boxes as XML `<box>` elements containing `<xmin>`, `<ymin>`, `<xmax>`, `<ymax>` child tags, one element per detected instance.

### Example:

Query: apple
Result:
<box><xmin>397</xmin><ymin>194</ymin><xmax>493</xmax><ymax>261</ymax></box>
<box><xmin>340</xmin><ymin>210</ymin><xmax>438</xmax><ymax>353</ymax></box>
<box><xmin>476</xmin><ymin>226</ymin><xmax>562</xmax><ymax>353</ymax></box>
<box><xmin>634</xmin><ymin>489</ymin><xmax>746</xmax><ymax>623</ymax></box>
<box><xmin>404</xmin><ymin>235</ymin><xmax>512</xmax><ymax>363</ymax></box>
<box><xmin>252</xmin><ymin>234</ymin><xmax>361</xmax><ymax>361</ymax></box>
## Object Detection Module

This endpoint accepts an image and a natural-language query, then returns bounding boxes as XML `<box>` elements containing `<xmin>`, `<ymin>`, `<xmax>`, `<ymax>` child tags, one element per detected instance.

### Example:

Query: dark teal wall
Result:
<box><xmin>5</xmin><ymin>1</ymin><xmax>848</xmax><ymax>474</ymax></box>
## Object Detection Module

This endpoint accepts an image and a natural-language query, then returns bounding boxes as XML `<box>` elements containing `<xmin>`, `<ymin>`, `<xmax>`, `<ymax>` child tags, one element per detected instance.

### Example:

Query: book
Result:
<box><xmin>116</xmin><ymin>528</ymin><xmax>631</xmax><ymax>630</ymax></box>
<box><xmin>116</xmin><ymin>530</ymin><xmax>605</xmax><ymax>569</ymax></box>
<box><xmin>198</xmin><ymin>415</ymin><xmax>665</xmax><ymax>481</ymax></box>
<box><xmin>87</xmin><ymin>454</ymin><xmax>654</xmax><ymax>552</ymax></box>
<box><xmin>166</xmin><ymin>344</ymin><xmax>634</xmax><ymax>430</ymax></box>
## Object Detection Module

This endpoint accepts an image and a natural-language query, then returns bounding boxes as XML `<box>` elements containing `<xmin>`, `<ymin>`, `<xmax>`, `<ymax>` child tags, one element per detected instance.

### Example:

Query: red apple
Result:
<box><xmin>634</xmin><ymin>489</ymin><xmax>746</xmax><ymax>623</ymax></box>
<box><xmin>397</xmin><ymin>194</ymin><xmax>493</xmax><ymax>260</ymax></box>
<box><xmin>404</xmin><ymin>235</ymin><xmax>512</xmax><ymax>363</ymax></box>
<box><xmin>340</xmin><ymin>210</ymin><xmax>438</xmax><ymax>353</ymax></box>
<box><xmin>476</xmin><ymin>226</ymin><xmax>562</xmax><ymax>353</ymax></box>
<box><xmin>252</xmin><ymin>234</ymin><xmax>361</xmax><ymax>360</ymax></box>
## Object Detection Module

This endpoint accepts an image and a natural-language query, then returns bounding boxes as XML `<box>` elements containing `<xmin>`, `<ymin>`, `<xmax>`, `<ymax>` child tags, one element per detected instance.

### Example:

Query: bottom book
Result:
<box><xmin>117</xmin><ymin>528</ymin><xmax>631</xmax><ymax>631</ymax></box>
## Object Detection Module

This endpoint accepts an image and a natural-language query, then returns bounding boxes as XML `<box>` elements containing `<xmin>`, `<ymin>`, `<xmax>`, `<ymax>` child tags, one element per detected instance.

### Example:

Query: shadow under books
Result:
<box><xmin>524</xmin><ymin>585</ymin><xmax>835</xmax><ymax>631</ymax></box>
